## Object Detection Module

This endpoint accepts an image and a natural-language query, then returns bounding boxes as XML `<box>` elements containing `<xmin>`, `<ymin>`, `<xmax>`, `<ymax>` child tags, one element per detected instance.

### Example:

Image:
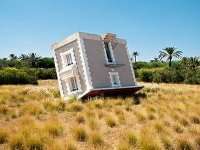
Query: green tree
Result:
<box><xmin>28</xmin><ymin>53</ymin><xmax>40</xmax><ymax>68</ymax></box>
<box><xmin>131</xmin><ymin>51</ymin><xmax>139</xmax><ymax>63</ymax></box>
<box><xmin>9</xmin><ymin>54</ymin><xmax>17</xmax><ymax>60</ymax></box>
<box><xmin>181</xmin><ymin>57</ymin><xmax>200</xmax><ymax>71</ymax></box>
<box><xmin>38</xmin><ymin>57</ymin><xmax>55</xmax><ymax>68</ymax></box>
<box><xmin>158</xmin><ymin>47</ymin><xmax>182</xmax><ymax>67</ymax></box>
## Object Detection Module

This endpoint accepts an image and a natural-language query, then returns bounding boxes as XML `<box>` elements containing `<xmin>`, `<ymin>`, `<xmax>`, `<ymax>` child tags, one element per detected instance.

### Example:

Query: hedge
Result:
<box><xmin>0</xmin><ymin>68</ymin><xmax>38</xmax><ymax>85</ymax></box>
<box><xmin>137</xmin><ymin>68</ymin><xmax>200</xmax><ymax>84</ymax></box>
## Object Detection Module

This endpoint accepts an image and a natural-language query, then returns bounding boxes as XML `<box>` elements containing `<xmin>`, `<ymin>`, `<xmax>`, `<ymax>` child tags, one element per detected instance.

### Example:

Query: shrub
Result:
<box><xmin>0</xmin><ymin>68</ymin><xmax>38</xmax><ymax>85</ymax></box>
<box><xmin>184</xmin><ymin>70</ymin><xmax>200</xmax><ymax>84</ymax></box>
<box><xmin>136</xmin><ymin>61</ymin><xmax>200</xmax><ymax>84</ymax></box>
<box><xmin>138</xmin><ymin>69</ymin><xmax>154</xmax><ymax>82</ymax></box>
<box><xmin>36</xmin><ymin>68</ymin><xmax>57</xmax><ymax>80</ymax></box>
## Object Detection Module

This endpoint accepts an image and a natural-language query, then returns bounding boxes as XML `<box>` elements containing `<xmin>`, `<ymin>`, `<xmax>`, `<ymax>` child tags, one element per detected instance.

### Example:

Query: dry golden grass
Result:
<box><xmin>0</xmin><ymin>80</ymin><xmax>200</xmax><ymax>150</ymax></box>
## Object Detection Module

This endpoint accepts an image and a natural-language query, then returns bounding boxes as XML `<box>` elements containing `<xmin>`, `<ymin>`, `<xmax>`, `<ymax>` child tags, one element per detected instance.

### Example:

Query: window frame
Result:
<box><xmin>66</xmin><ymin>76</ymin><xmax>82</xmax><ymax>95</ymax></box>
<box><xmin>61</xmin><ymin>48</ymin><xmax>76</xmax><ymax>71</ymax></box>
<box><xmin>109</xmin><ymin>72</ymin><xmax>121</xmax><ymax>87</ymax></box>
<box><xmin>68</xmin><ymin>77</ymin><xmax>78</xmax><ymax>92</ymax></box>
<box><xmin>103</xmin><ymin>41</ymin><xmax>116</xmax><ymax>64</ymax></box>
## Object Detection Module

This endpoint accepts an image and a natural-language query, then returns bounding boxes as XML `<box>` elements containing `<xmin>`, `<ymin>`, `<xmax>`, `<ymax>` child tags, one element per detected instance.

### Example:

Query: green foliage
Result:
<box><xmin>136</xmin><ymin>57</ymin><xmax>200</xmax><ymax>84</ymax></box>
<box><xmin>36</xmin><ymin>68</ymin><xmax>57</xmax><ymax>79</ymax></box>
<box><xmin>0</xmin><ymin>67</ymin><xmax>56</xmax><ymax>85</ymax></box>
<box><xmin>159</xmin><ymin>47</ymin><xmax>182</xmax><ymax>67</ymax></box>
<box><xmin>138</xmin><ymin>68</ymin><xmax>155</xmax><ymax>82</ymax></box>
<box><xmin>0</xmin><ymin>53</ymin><xmax>56</xmax><ymax>84</ymax></box>
<box><xmin>0</xmin><ymin>68</ymin><xmax>38</xmax><ymax>85</ymax></box>
<box><xmin>134</xmin><ymin>61</ymin><xmax>166</xmax><ymax>70</ymax></box>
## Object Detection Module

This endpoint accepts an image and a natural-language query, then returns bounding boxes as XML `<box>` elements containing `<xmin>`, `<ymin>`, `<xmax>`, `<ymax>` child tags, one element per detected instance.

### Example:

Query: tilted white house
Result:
<box><xmin>52</xmin><ymin>32</ymin><xmax>143</xmax><ymax>99</ymax></box>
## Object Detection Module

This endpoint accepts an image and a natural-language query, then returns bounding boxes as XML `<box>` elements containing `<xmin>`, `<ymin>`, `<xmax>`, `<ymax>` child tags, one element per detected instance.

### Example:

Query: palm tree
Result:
<box><xmin>20</xmin><ymin>54</ymin><xmax>29</xmax><ymax>61</ymax></box>
<box><xmin>131</xmin><ymin>51</ymin><xmax>139</xmax><ymax>63</ymax></box>
<box><xmin>158</xmin><ymin>47</ymin><xmax>182</xmax><ymax>67</ymax></box>
<box><xmin>182</xmin><ymin>57</ymin><xmax>200</xmax><ymax>71</ymax></box>
<box><xmin>28</xmin><ymin>53</ymin><xmax>40</xmax><ymax>68</ymax></box>
<box><xmin>9</xmin><ymin>54</ymin><xmax>17</xmax><ymax>60</ymax></box>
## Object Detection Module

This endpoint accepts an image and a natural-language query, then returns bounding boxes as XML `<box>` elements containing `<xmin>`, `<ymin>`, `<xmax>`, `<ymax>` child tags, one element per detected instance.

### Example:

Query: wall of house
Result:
<box><xmin>54</xmin><ymin>40</ymin><xmax>87</xmax><ymax>97</ymax></box>
<box><xmin>83</xmin><ymin>36</ymin><xmax>136</xmax><ymax>89</ymax></box>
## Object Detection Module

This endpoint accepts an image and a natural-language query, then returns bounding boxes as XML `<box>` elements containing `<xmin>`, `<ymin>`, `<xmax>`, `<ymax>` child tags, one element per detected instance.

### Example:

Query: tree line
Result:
<box><xmin>0</xmin><ymin>48</ymin><xmax>199</xmax><ymax>85</ymax></box>
<box><xmin>131</xmin><ymin>47</ymin><xmax>200</xmax><ymax>84</ymax></box>
<box><xmin>0</xmin><ymin>53</ymin><xmax>55</xmax><ymax>68</ymax></box>
<box><xmin>0</xmin><ymin>53</ymin><xmax>56</xmax><ymax>85</ymax></box>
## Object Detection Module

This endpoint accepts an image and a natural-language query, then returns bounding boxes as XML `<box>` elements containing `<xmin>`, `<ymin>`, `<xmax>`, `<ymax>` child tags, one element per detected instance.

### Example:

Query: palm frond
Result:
<box><xmin>158</xmin><ymin>51</ymin><xmax>168</xmax><ymax>60</ymax></box>
<box><xmin>172</xmin><ymin>50</ymin><xmax>183</xmax><ymax>58</ymax></box>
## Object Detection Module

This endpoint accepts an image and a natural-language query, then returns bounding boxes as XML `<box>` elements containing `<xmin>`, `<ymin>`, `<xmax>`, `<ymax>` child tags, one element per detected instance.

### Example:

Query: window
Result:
<box><xmin>104</xmin><ymin>41</ymin><xmax>115</xmax><ymax>63</ymax></box>
<box><xmin>109</xmin><ymin>72</ymin><xmax>120</xmax><ymax>87</ymax></box>
<box><xmin>61</xmin><ymin>48</ymin><xmax>75</xmax><ymax>69</ymax></box>
<box><xmin>69</xmin><ymin>77</ymin><xmax>78</xmax><ymax>92</ymax></box>
<box><xmin>65</xmin><ymin>53</ymin><xmax>73</xmax><ymax>66</ymax></box>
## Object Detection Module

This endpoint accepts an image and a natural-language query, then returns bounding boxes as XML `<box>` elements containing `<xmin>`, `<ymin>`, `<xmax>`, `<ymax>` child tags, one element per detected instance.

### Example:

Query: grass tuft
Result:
<box><xmin>75</xmin><ymin>113</ymin><xmax>85</xmax><ymax>124</ymax></box>
<box><xmin>44</xmin><ymin>120</ymin><xmax>64</xmax><ymax>137</ymax></box>
<box><xmin>68</xmin><ymin>103</ymin><xmax>84</xmax><ymax>112</ymax></box>
<box><xmin>89</xmin><ymin>131</ymin><xmax>104</xmax><ymax>146</ymax></box>
<box><xmin>105</xmin><ymin>115</ymin><xmax>117</xmax><ymax>128</ymax></box>
<box><xmin>9</xmin><ymin>134</ymin><xmax>25</xmax><ymax>150</ymax></box>
<box><xmin>66</xmin><ymin>141</ymin><xmax>77</xmax><ymax>150</ymax></box>
<box><xmin>0</xmin><ymin>130</ymin><xmax>9</xmax><ymax>144</ymax></box>
<box><xmin>190</xmin><ymin>116</ymin><xmax>200</xmax><ymax>124</ymax></box>
<box><xmin>176</xmin><ymin>137</ymin><xmax>194</xmax><ymax>150</ymax></box>
<box><xmin>72</xmin><ymin>126</ymin><xmax>88</xmax><ymax>142</ymax></box>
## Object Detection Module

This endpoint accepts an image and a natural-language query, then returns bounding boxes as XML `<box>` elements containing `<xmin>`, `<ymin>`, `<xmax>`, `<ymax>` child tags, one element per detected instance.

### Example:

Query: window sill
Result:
<box><xmin>60</xmin><ymin>64</ymin><xmax>75</xmax><ymax>74</ymax></box>
<box><xmin>68</xmin><ymin>89</ymin><xmax>82</xmax><ymax>95</ymax></box>
<box><xmin>105</xmin><ymin>63</ymin><xmax>124</xmax><ymax>68</ymax></box>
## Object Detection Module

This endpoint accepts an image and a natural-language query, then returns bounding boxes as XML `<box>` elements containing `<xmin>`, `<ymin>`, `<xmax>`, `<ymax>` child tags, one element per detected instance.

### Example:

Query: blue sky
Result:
<box><xmin>0</xmin><ymin>0</ymin><xmax>200</xmax><ymax>61</ymax></box>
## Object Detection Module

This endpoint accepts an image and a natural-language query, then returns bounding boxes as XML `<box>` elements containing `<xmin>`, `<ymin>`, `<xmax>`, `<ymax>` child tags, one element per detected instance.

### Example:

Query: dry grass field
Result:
<box><xmin>0</xmin><ymin>80</ymin><xmax>200</xmax><ymax>150</ymax></box>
